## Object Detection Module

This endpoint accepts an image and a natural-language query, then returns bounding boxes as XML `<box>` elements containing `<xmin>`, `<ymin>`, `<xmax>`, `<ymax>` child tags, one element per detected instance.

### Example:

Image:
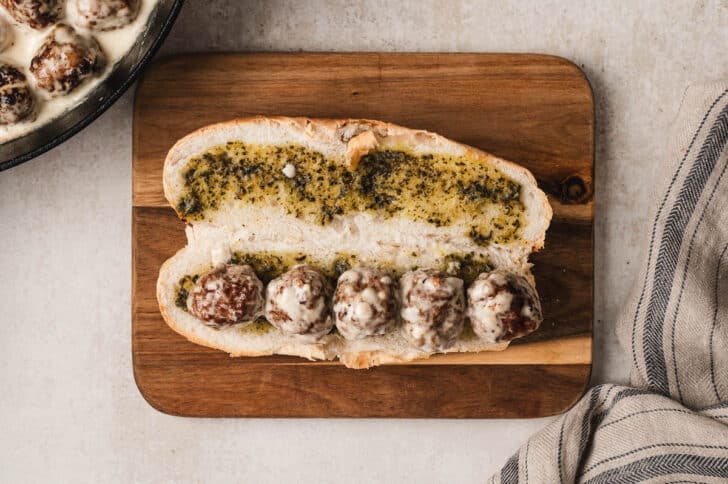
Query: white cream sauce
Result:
<box><xmin>333</xmin><ymin>268</ymin><xmax>392</xmax><ymax>330</ymax></box>
<box><xmin>0</xmin><ymin>0</ymin><xmax>159</xmax><ymax>142</ymax></box>
<box><xmin>399</xmin><ymin>269</ymin><xmax>464</xmax><ymax>348</ymax></box>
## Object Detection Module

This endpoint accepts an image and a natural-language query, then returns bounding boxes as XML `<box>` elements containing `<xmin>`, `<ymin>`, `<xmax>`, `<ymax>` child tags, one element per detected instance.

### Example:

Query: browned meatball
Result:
<box><xmin>467</xmin><ymin>270</ymin><xmax>542</xmax><ymax>343</ymax></box>
<box><xmin>0</xmin><ymin>16</ymin><xmax>13</xmax><ymax>52</ymax></box>
<box><xmin>29</xmin><ymin>24</ymin><xmax>105</xmax><ymax>97</ymax></box>
<box><xmin>265</xmin><ymin>265</ymin><xmax>333</xmax><ymax>340</ymax></box>
<box><xmin>187</xmin><ymin>264</ymin><xmax>264</xmax><ymax>328</ymax></box>
<box><xmin>333</xmin><ymin>267</ymin><xmax>398</xmax><ymax>340</ymax></box>
<box><xmin>400</xmin><ymin>269</ymin><xmax>464</xmax><ymax>352</ymax></box>
<box><xmin>0</xmin><ymin>64</ymin><xmax>35</xmax><ymax>124</ymax></box>
<box><xmin>0</xmin><ymin>0</ymin><xmax>62</xmax><ymax>29</ymax></box>
<box><xmin>70</xmin><ymin>0</ymin><xmax>139</xmax><ymax>31</ymax></box>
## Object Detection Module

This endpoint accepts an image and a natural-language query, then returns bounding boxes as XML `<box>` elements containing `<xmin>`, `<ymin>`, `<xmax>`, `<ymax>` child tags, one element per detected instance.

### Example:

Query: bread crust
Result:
<box><xmin>157</xmin><ymin>116</ymin><xmax>552</xmax><ymax>369</ymax></box>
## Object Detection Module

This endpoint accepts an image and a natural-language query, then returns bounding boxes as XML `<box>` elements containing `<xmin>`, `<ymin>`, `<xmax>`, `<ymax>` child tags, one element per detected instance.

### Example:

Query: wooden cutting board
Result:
<box><xmin>132</xmin><ymin>53</ymin><xmax>593</xmax><ymax>418</ymax></box>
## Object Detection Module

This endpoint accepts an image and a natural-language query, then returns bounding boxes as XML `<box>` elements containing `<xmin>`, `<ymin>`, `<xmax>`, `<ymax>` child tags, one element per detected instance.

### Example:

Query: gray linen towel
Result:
<box><xmin>491</xmin><ymin>83</ymin><xmax>728</xmax><ymax>483</ymax></box>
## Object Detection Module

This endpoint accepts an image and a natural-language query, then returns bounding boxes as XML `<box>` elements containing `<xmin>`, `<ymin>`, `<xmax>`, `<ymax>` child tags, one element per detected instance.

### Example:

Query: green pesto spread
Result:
<box><xmin>174</xmin><ymin>274</ymin><xmax>199</xmax><ymax>309</ymax></box>
<box><xmin>239</xmin><ymin>317</ymin><xmax>274</xmax><ymax>335</ymax></box>
<box><xmin>176</xmin><ymin>143</ymin><xmax>524</xmax><ymax>245</ymax></box>
<box><xmin>230</xmin><ymin>251</ymin><xmax>359</xmax><ymax>284</ymax></box>
<box><xmin>441</xmin><ymin>252</ymin><xmax>494</xmax><ymax>285</ymax></box>
<box><xmin>229</xmin><ymin>250</ymin><xmax>490</xmax><ymax>286</ymax></box>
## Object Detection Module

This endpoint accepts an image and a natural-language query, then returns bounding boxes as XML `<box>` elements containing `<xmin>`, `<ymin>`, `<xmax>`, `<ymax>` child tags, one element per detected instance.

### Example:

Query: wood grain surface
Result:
<box><xmin>132</xmin><ymin>53</ymin><xmax>594</xmax><ymax>418</ymax></box>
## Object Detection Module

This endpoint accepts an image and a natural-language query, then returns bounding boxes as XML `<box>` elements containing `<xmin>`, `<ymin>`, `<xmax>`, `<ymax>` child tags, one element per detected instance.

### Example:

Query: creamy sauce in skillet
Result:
<box><xmin>0</xmin><ymin>0</ymin><xmax>159</xmax><ymax>142</ymax></box>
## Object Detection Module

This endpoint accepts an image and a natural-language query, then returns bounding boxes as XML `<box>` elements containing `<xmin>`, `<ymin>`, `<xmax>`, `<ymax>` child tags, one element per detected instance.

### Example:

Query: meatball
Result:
<box><xmin>0</xmin><ymin>0</ymin><xmax>62</xmax><ymax>29</ymax></box>
<box><xmin>29</xmin><ymin>24</ymin><xmax>105</xmax><ymax>97</ymax></box>
<box><xmin>400</xmin><ymin>269</ymin><xmax>465</xmax><ymax>352</ymax></box>
<box><xmin>333</xmin><ymin>267</ymin><xmax>398</xmax><ymax>340</ymax></box>
<box><xmin>0</xmin><ymin>16</ymin><xmax>13</xmax><ymax>52</ymax></box>
<box><xmin>187</xmin><ymin>264</ymin><xmax>264</xmax><ymax>328</ymax></box>
<box><xmin>467</xmin><ymin>270</ymin><xmax>542</xmax><ymax>343</ymax></box>
<box><xmin>69</xmin><ymin>0</ymin><xmax>139</xmax><ymax>31</ymax></box>
<box><xmin>0</xmin><ymin>64</ymin><xmax>35</xmax><ymax>124</ymax></box>
<box><xmin>265</xmin><ymin>265</ymin><xmax>333</xmax><ymax>340</ymax></box>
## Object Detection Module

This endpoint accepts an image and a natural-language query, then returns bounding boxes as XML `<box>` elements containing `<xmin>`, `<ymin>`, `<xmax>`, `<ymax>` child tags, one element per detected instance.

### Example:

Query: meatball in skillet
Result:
<box><xmin>0</xmin><ymin>63</ymin><xmax>35</xmax><ymax>124</ymax></box>
<box><xmin>0</xmin><ymin>0</ymin><xmax>62</xmax><ymax>29</ymax></box>
<box><xmin>69</xmin><ymin>0</ymin><xmax>139</xmax><ymax>31</ymax></box>
<box><xmin>29</xmin><ymin>24</ymin><xmax>105</xmax><ymax>97</ymax></box>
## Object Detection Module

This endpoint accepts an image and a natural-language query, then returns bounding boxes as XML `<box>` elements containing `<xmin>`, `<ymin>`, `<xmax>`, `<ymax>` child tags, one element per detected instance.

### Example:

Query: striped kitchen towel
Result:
<box><xmin>491</xmin><ymin>83</ymin><xmax>728</xmax><ymax>483</ymax></box>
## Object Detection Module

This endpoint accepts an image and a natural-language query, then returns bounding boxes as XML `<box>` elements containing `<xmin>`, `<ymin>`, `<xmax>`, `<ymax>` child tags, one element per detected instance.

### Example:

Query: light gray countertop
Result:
<box><xmin>1</xmin><ymin>1</ymin><xmax>727</xmax><ymax>482</ymax></box>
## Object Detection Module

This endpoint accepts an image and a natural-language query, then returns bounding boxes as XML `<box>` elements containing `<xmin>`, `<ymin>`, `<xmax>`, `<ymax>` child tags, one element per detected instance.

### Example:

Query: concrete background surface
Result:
<box><xmin>1</xmin><ymin>1</ymin><xmax>727</xmax><ymax>482</ymax></box>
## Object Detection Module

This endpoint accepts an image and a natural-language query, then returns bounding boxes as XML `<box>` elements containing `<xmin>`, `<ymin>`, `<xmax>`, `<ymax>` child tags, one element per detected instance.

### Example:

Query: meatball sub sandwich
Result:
<box><xmin>157</xmin><ymin>117</ymin><xmax>552</xmax><ymax>369</ymax></box>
